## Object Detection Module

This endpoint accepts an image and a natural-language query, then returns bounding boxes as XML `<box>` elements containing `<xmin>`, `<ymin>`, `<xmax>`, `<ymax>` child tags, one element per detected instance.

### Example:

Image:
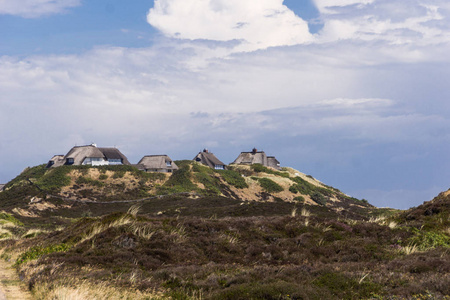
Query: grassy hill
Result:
<box><xmin>0</xmin><ymin>163</ymin><xmax>449</xmax><ymax>299</ymax></box>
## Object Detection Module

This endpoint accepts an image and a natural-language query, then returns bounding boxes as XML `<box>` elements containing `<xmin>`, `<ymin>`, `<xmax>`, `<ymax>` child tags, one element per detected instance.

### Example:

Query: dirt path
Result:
<box><xmin>0</xmin><ymin>260</ymin><xmax>33</xmax><ymax>300</ymax></box>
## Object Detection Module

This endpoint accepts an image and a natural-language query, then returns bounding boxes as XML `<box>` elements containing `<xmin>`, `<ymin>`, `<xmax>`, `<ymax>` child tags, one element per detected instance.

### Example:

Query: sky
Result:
<box><xmin>1</xmin><ymin>0</ymin><xmax>450</xmax><ymax>209</ymax></box>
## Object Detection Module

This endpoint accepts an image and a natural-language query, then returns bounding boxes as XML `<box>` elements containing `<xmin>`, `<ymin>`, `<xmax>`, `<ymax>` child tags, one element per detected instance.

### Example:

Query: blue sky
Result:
<box><xmin>1</xmin><ymin>0</ymin><xmax>450</xmax><ymax>209</ymax></box>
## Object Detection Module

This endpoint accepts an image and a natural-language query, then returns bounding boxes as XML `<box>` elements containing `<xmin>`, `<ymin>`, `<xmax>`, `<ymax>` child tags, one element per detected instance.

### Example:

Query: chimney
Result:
<box><xmin>252</xmin><ymin>148</ymin><xmax>257</xmax><ymax>154</ymax></box>
<box><xmin>203</xmin><ymin>148</ymin><xmax>209</xmax><ymax>153</ymax></box>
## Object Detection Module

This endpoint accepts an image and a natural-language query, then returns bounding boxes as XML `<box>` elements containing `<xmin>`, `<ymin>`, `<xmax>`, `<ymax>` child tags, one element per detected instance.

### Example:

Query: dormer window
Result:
<box><xmin>166</xmin><ymin>161</ymin><xmax>172</xmax><ymax>167</ymax></box>
<box><xmin>66</xmin><ymin>158</ymin><xmax>74</xmax><ymax>165</ymax></box>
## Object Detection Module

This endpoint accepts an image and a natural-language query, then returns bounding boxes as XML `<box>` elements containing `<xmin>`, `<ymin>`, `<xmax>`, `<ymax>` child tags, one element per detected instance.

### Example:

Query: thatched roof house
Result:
<box><xmin>193</xmin><ymin>149</ymin><xmax>226</xmax><ymax>170</ymax></box>
<box><xmin>48</xmin><ymin>144</ymin><xmax>130</xmax><ymax>168</ymax></box>
<box><xmin>136</xmin><ymin>155</ymin><xmax>178</xmax><ymax>173</ymax></box>
<box><xmin>232</xmin><ymin>148</ymin><xmax>281</xmax><ymax>170</ymax></box>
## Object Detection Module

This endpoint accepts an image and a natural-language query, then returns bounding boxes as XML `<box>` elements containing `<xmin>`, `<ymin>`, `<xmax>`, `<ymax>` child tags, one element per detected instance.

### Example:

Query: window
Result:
<box><xmin>166</xmin><ymin>161</ymin><xmax>172</xmax><ymax>167</ymax></box>
<box><xmin>215</xmin><ymin>165</ymin><xmax>225</xmax><ymax>170</ymax></box>
<box><xmin>66</xmin><ymin>158</ymin><xmax>74</xmax><ymax>165</ymax></box>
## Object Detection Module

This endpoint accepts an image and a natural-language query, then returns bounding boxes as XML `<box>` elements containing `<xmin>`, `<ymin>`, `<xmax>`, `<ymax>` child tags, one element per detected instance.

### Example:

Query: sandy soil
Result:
<box><xmin>0</xmin><ymin>260</ymin><xmax>33</xmax><ymax>300</ymax></box>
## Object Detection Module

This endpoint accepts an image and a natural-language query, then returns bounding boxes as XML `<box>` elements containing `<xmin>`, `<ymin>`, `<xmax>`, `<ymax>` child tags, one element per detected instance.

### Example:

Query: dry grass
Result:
<box><xmin>0</xmin><ymin>228</ymin><xmax>14</xmax><ymax>240</ymax></box>
<box><xmin>400</xmin><ymin>244</ymin><xmax>419</xmax><ymax>255</ymax></box>
<box><xmin>127</xmin><ymin>204</ymin><xmax>141</xmax><ymax>217</ymax></box>
<box><xmin>387</xmin><ymin>221</ymin><xmax>398</xmax><ymax>229</ymax></box>
<box><xmin>129</xmin><ymin>223</ymin><xmax>155</xmax><ymax>240</ymax></box>
<box><xmin>21</xmin><ymin>228</ymin><xmax>50</xmax><ymax>239</ymax></box>
<box><xmin>32</xmin><ymin>278</ymin><xmax>163</xmax><ymax>300</ymax></box>
<box><xmin>291</xmin><ymin>207</ymin><xmax>297</xmax><ymax>217</ymax></box>
<box><xmin>300</xmin><ymin>208</ymin><xmax>311</xmax><ymax>217</ymax></box>
<box><xmin>77</xmin><ymin>215</ymin><xmax>134</xmax><ymax>246</ymax></box>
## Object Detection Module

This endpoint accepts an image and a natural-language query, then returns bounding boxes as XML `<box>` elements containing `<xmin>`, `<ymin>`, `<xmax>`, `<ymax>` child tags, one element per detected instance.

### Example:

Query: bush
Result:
<box><xmin>293</xmin><ymin>196</ymin><xmax>305</xmax><ymax>202</ymax></box>
<box><xmin>15</xmin><ymin>243</ymin><xmax>71</xmax><ymax>266</ymax></box>
<box><xmin>311</xmin><ymin>192</ymin><xmax>327</xmax><ymax>206</ymax></box>
<box><xmin>194</xmin><ymin>173</ymin><xmax>221</xmax><ymax>195</ymax></box>
<box><xmin>35</xmin><ymin>166</ymin><xmax>72</xmax><ymax>192</ymax></box>
<box><xmin>216</xmin><ymin>170</ymin><xmax>248</xmax><ymax>189</ymax></box>
<box><xmin>158</xmin><ymin>164</ymin><xmax>197</xmax><ymax>194</ymax></box>
<box><xmin>408</xmin><ymin>229</ymin><xmax>450</xmax><ymax>250</ymax></box>
<box><xmin>250</xmin><ymin>164</ymin><xmax>290</xmax><ymax>178</ymax></box>
<box><xmin>255</xmin><ymin>178</ymin><xmax>284</xmax><ymax>193</ymax></box>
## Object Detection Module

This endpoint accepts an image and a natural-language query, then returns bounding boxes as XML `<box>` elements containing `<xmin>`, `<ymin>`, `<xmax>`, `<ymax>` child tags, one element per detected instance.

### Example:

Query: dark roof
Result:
<box><xmin>193</xmin><ymin>151</ymin><xmax>226</xmax><ymax>168</ymax></box>
<box><xmin>232</xmin><ymin>151</ymin><xmax>268</xmax><ymax>165</ymax></box>
<box><xmin>137</xmin><ymin>155</ymin><xmax>178</xmax><ymax>171</ymax></box>
<box><xmin>52</xmin><ymin>144</ymin><xmax>130</xmax><ymax>167</ymax></box>
<box><xmin>233</xmin><ymin>149</ymin><xmax>281</xmax><ymax>170</ymax></box>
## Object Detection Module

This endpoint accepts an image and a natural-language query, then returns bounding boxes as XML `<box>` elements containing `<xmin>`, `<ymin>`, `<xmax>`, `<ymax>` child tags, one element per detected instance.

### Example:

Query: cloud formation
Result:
<box><xmin>316</xmin><ymin>0</ymin><xmax>450</xmax><ymax>46</ymax></box>
<box><xmin>0</xmin><ymin>0</ymin><xmax>81</xmax><ymax>18</ymax></box>
<box><xmin>147</xmin><ymin>0</ymin><xmax>312</xmax><ymax>51</ymax></box>
<box><xmin>2</xmin><ymin>0</ymin><xmax>450</xmax><ymax>209</ymax></box>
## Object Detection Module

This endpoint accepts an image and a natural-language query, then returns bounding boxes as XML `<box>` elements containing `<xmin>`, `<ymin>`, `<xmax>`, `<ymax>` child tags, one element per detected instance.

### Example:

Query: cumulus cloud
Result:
<box><xmin>147</xmin><ymin>0</ymin><xmax>312</xmax><ymax>51</ymax></box>
<box><xmin>0</xmin><ymin>0</ymin><xmax>81</xmax><ymax>18</ymax></box>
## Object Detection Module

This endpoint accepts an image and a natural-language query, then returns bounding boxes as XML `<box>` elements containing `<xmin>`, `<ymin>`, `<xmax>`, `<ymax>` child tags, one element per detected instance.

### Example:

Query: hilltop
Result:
<box><xmin>0</xmin><ymin>161</ymin><xmax>372</xmax><ymax>224</ymax></box>
<box><xmin>0</xmin><ymin>163</ymin><xmax>449</xmax><ymax>299</ymax></box>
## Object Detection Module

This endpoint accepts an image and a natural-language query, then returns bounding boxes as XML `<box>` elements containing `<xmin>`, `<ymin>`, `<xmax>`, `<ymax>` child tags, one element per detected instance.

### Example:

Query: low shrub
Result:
<box><xmin>250</xmin><ymin>164</ymin><xmax>290</xmax><ymax>178</ymax></box>
<box><xmin>408</xmin><ymin>229</ymin><xmax>450</xmax><ymax>250</ymax></box>
<box><xmin>255</xmin><ymin>178</ymin><xmax>284</xmax><ymax>193</ymax></box>
<box><xmin>15</xmin><ymin>243</ymin><xmax>71</xmax><ymax>266</ymax></box>
<box><xmin>216</xmin><ymin>170</ymin><xmax>248</xmax><ymax>189</ymax></box>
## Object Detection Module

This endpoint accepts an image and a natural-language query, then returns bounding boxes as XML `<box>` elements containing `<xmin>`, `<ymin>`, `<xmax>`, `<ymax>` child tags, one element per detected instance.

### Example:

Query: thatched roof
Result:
<box><xmin>267</xmin><ymin>156</ymin><xmax>281</xmax><ymax>170</ymax></box>
<box><xmin>193</xmin><ymin>150</ymin><xmax>226</xmax><ymax>169</ymax></box>
<box><xmin>46</xmin><ymin>155</ymin><xmax>65</xmax><ymax>168</ymax></box>
<box><xmin>233</xmin><ymin>148</ymin><xmax>281</xmax><ymax>170</ymax></box>
<box><xmin>137</xmin><ymin>155</ymin><xmax>178</xmax><ymax>171</ymax></box>
<box><xmin>50</xmin><ymin>144</ymin><xmax>130</xmax><ymax>167</ymax></box>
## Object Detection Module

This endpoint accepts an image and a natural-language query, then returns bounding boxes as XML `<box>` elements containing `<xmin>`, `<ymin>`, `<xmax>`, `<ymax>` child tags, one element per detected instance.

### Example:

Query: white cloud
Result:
<box><xmin>147</xmin><ymin>0</ymin><xmax>312</xmax><ymax>52</ymax></box>
<box><xmin>2</xmin><ymin>0</ymin><xmax>450</xmax><ymax>209</ymax></box>
<box><xmin>316</xmin><ymin>0</ymin><xmax>450</xmax><ymax>46</ymax></box>
<box><xmin>313</xmin><ymin>0</ymin><xmax>375</xmax><ymax>14</ymax></box>
<box><xmin>0</xmin><ymin>0</ymin><xmax>81</xmax><ymax>18</ymax></box>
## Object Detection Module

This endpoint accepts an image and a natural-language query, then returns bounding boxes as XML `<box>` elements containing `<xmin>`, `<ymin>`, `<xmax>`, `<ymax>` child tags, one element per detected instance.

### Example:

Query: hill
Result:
<box><xmin>0</xmin><ymin>163</ymin><xmax>449</xmax><ymax>299</ymax></box>
<box><xmin>0</xmin><ymin>161</ymin><xmax>373</xmax><ymax>225</ymax></box>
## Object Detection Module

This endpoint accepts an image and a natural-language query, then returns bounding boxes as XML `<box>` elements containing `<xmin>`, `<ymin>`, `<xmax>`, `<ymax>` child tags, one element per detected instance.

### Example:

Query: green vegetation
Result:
<box><xmin>216</xmin><ymin>170</ymin><xmax>248</xmax><ymax>189</ymax></box>
<box><xmin>15</xmin><ymin>243</ymin><xmax>71</xmax><ymax>266</ymax></box>
<box><xmin>3</xmin><ymin>161</ymin><xmax>445</xmax><ymax>299</ymax></box>
<box><xmin>251</xmin><ymin>164</ymin><xmax>290</xmax><ymax>178</ymax></box>
<box><xmin>35</xmin><ymin>166</ymin><xmax>72</xmax><ymax>192</ymax></box>
<box><xmin>408</xmin><ymin>228</ymin><xmax>450</xmax><ymax>250</ymax></box>
<box><xmin>194</xmin><ymin>172</ymin><xmax>221</xmax><ymax>195</ymax></box>
<box><xmin>0</xmin><ymin>212</ymin><xmax>24</xmax><ymax>226</ymax></box>
<box><xmin>2</xmin><ymin>206</ymin><xmax>449</xmax><ymax>299</ymax></box>
<box><xmin>158</xmin><ymin>163</ymin><xmax>198</xmax><ymax>194</ymax></box>
<box><xmin>254</xmin><ymin>177</ymin><xmax>284</xmax><ymax>193</ymax></box>
<box><xmin>75</xmin><ymin>176</ymin><xmax>105</xmax><ymax>187</ymax></box>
